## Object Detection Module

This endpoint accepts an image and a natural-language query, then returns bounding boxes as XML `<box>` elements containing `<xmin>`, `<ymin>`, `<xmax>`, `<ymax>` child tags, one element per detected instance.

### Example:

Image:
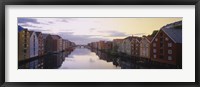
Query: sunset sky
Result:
<box><xmin>18</xmin><ymin>17</ymin><xmax>182</xmax><ymax>45</ymax></box>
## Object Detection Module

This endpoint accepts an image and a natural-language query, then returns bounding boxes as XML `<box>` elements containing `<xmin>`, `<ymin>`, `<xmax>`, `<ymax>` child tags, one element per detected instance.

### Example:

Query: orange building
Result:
<box><xmin>18</xmin><ymin>27</ymin><xmax>30</xmax><ymax>61</ymax></box>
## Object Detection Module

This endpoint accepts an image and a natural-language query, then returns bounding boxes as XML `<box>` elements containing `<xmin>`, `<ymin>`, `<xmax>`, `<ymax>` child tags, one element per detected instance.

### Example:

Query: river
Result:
<box><xmin>18</xmin><ymin>46</ymin><xmax>176</xmax><ymax>69</ymax></box>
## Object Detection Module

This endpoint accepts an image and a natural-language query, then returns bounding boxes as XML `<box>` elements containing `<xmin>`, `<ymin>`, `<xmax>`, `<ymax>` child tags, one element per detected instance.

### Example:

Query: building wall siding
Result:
<box><xmin>140</xmin><ymin>38</ymin><xmax>150</xmax><ymax>58</ymax></box>
<box><xmin>150</xmin><ymin>30</ymin><xmax>182</xmax><ymax>65</ymax></box>
<box><xmin>30</xmin><ymin>32</ymin><xmax>39</xmax><ymax>58</ymax></box>
<box><xmin>18</xmin><ymin>29</ymin><xmax>30</xmax><ymax>61</ymax></box>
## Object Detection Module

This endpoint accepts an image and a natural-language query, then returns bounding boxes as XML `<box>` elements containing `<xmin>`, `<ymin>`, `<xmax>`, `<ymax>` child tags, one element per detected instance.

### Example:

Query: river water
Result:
<box><xmin>19</xmin><ymin>46</ymin><xmax>176</xmax><ymax>69</ymax></box>
<box><xmin>59</xmin><ymin>47</ymin><xmax>120</xmax><ymax>69</ymax></box>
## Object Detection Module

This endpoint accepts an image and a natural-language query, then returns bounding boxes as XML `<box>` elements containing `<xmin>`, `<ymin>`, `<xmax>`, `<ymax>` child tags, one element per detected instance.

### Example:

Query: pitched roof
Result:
<box><xmin>151</xmin><ymin>20</ymin><xmax>182</xmax><ymax>43</ymax></box>
<box><xmin>162</xmin><ymin>20</ymin><xmax>182</xmax><ymax>43</ymax></box>
<box><xmin>29</xmin><ymin>31</ymin><xmax>34</xmax><ymax>36</ymax></box>
<box><xmin>146</xmin><ymin>36</ymin><xmax>153</xmax><ymax>42</ymax></box>
<box><xmin>162</xmin><ymin>28</ymin><xmax>182</xmax><ymax>43</ymax></box>
<box><xmin>162</xmin><ymin>20</ymin><xmax>182</xmax><ymax>29</ymax></box>
<box><xmin>18</xmin><ymin>25</ymin><xmax>24</xmax><ymax>32</ymax></box>
<box><xmin>124</xmin><ymin>36</ymin><xmax>134</xmax><ymax>41</ymax></box>
<box><xmin>51</xmin><ymin>35</ymin><xmax>61</xmax><ymax>40</ymax></box>
<box><xmin>113</xmin><ymin>39</ymin><xmax>124</xmax><ymax>42</ymax></box>
<box><xmin>42</xmin><ymin>34</ymin><xmax>49</xmax><ymax>39</ymax></box>
<box><xmin>136</xmin><ymin>37</ymin><xmax>142</xmax><ymax>42</ymax></box>
<box><xmin>35</xmin><ymin>32</ymin><xmax>42</xmax><ymax>37</ymax></box>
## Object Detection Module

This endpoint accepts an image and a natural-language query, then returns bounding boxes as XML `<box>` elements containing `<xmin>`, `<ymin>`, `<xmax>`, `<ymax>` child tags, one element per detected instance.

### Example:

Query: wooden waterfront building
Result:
<box><xmin>18</xmin><ymin>26</ymin><xmax>30</xmax><ymax>61</ymax></box>
<box><xmin>150</xmin><ymin>21</ymin><xmax>182</xmax><ymax>68</ymax></box>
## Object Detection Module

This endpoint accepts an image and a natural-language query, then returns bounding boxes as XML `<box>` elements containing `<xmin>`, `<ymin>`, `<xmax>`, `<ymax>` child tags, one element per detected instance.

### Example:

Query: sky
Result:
<box><xmin>18</xmin><ymin>17</ymin><xmax>182</xmax><ymax>45</ymax></box>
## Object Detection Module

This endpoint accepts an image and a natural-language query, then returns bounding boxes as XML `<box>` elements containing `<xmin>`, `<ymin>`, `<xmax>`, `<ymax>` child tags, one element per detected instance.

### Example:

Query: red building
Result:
<box><xmin>36</xmin><ymin>32</ymin><xmax>44</xmax><ymax>56</ymax></box>
<box><xmin>51</xmin><ymin>35</ymin><xmax>62</xmax><ymax>52</ymax></box>
<box><xmin>150</xmin><ymin>21</ymin><xmax>182</xmax><ymax>68</ymax></box>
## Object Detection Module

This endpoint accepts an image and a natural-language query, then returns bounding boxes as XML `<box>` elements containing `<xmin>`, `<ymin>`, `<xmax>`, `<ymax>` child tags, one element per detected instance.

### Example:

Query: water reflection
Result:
<box><xmin>59</xmin><ymin>47</ymin><xmax>120</xmax><ymax>69</ymax></box>
<box><xmin>19</xmin><ymin>47</ymin><xmax>175</xmax><ymax>69</ymax></box>
<box><xmin>19</xmin><ymin>51</ymin><xmax>72</xmax><ymax>69</ymax></box>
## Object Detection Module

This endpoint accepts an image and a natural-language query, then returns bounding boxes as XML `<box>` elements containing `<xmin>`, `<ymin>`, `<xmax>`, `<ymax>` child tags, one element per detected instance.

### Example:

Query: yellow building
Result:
<box><xmin>18</xmin><ymin>29</ymin><xmax>30</xmax><ymax>62</ymax></box>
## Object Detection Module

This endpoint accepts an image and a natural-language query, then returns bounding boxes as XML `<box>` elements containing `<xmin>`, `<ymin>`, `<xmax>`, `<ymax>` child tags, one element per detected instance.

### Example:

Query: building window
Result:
<box><xmin>160</xmin><ymin>32</ymin><xmax>163</xmax><ymax>36</ymax></box>
<box><xmin>154</xmin><ymin>55</ymin><xmax>156</xmax><ymax>58</ymax></box>
<box><xmin>160</xmin><ymin>55</ymin><xmax>164</xmax><ymax>59</ymax></box>
<box><xmin>165</xmin><ymin>37</ymin><xmax>169</xmax><ymax>41</ymax></box>
<box><xmin>168</xmin><ymin>56</ymin><xmax>172</xmax><ymax>60</ymax></box>
<box><xmin>153</xmin><ymin>49</ymin><xmax>156</xmax><ymax>53</ymax></box>
<box><xmin>160</xmin><ymin>43</ymin><xmax>163</xmax><ymax>47</ymax></box>
<box><xmin>168</xmin><ymin>50</ymin><xmax>172</xmax><ymax>54</ymax></box>
<box><xmin>23</xmin><ymin>49</ymin><xmax>26</xmax><ymax>53</ymax></box>
<box><xmin>160</xmin><ymin>49</ymin><xmax>163</xmax><ymax>53</ymax></box>
<box><xmin>153</xmin><ymin>43</ymin><xmax>156</xmax><ymax>47</ymax></box>
<box><xmin>160</xmin><ymin>38</ymin><xmax>163</xmax><ymax>42</ymax></box>
<box><xmin>155</xmin><ymin>38</ymin><xmax>158</xmax><ymax>41</ymax></box>
<box><xmin>146</xmin><ymin>44</ymin><xmax>148</xmax><ymax>47</ymax></box>
<box><xmin>24</xmin><ymin>44</ymin><xmax>27</xmax><ymax>48</ymax></box>
<box><xmin>168</xmin><ymin>43</ymin><xmax>172</xmax><ymax>47</ymax></box>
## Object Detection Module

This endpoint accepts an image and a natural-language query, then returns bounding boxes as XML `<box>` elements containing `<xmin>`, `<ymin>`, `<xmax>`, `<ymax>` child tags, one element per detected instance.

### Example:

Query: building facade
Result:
<box><xmin>113</xmin><ymin>39</ymin><xmax>124</xmax><ymax>52</ymax></box>
<box><xmin>122</xmin><ymin>37</ymin><xmax>132</xmax><ymax>55</ymax></box>
<box><xmin>36</xmin><ymin>32</ymin><xmax>44</xmax><ymax>56</ymax></box>
<box><xmin>62</xmin><ymin>39</ymin><xmax>66</xmax><ymax>51</ymax></box>
<box><xmin>150</xmin><ymin>21</ymin><xmax>182</xmax><ymax>67</ymax></box>
<box><xmin>42</xmin><ymin>34</ymin><xmax>49</xmax><ymax>54</ymax></box>
<box><xmin>45</xmin><ymin>35</ymin><xmax>54</xmax><ymax>53</ymax></box>
<box><xmin>140</xmin><ymin>37</ymin><xmax>152</xmax><ymax>59</ymax></box>
<box><xmin>50</xmin><ymin>35</ymin><xmax>63</xmax><ymax>53</ymax></box>
<box><xmin>130</xmin><ymin>37</ymin><xmax>141</xmax><ymax>57</ymax></box>
<box><xmin>18</xmin><ymin>28</ymin><xmax>30</xmax><ymax>61</ymax></box>
<box><xmin>104</xmin><ymin>41</ymin><xmax>113</xmax><ymax>52</ymax></box>
<box><xmin>29</xmin><ymin>31</ymin><xmax>39</xmax><ymax>58</ymax></box>
<box><xmin>98</xmin><ymin>41</ymin><xmax>105</xmax><ymax>50</ymax></box>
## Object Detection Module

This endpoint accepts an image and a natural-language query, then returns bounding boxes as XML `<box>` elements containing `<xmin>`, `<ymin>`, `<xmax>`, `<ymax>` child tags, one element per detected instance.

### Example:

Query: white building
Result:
<box><xmin>122</xmin><ymin>37</ymin><xmax>133</xmax><ymax>55</ymax></box>
<box><xmin>29</xmin><ymin>31</ymin><xmax>39</xmax><ymax>58</ymax></box>
<box><xmin>140</xmin><ymin>37</ymin><xmax>152</xmax><ymax>59</ymax></box>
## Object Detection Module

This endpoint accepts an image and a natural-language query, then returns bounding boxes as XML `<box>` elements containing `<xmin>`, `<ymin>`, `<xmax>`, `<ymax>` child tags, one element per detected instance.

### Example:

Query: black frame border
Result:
<box><xmin>0</xmin><ymin>0</ymin><xmax>199</xmax><ymax>87</ymax></box>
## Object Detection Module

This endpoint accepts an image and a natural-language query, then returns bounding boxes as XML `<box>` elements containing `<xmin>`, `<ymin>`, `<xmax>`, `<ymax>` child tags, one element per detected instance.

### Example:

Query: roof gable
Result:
<box><xmin>162</xmin><ymin>28</ymin><xmax>182</xmax><ymax>43</ymax></box>
<box><xmin>151</xmin><ymin>20</ymin><xmax>182</xmax><ymax>43</ymax></box>
<box><xmin>51</xmin><ymin>35</ymin><xmax>61</xmax><ymax>40</ymax></box>
<box><xmin>18</xmin><ymin>25</ymin><xmax>24</xmax><ymax>32</ymax></box>
<box><xmin>42</xmin><ymin>34</ymin><xmax>49</xmax><ymax>39</ymax></box>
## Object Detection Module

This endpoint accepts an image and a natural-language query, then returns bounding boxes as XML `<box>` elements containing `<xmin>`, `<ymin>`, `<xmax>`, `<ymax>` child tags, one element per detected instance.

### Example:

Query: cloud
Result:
<box><xmin>133</xmin><ymin>33</ymin><xmax>147</xmax><ymax>37</ymax></box>
<box><xmin>48</xmin><ymin>21</ymin><xmax>54</xmax><ymax>24</ymax></box>
<box><xmin>20</xmin><ymin>23</ymin><xmax>42</xmax><ymax>28</ymax></box>
<box><xmin>108</xmin><ymin>31</ymin><xmax>128</xmax><ymax>37</ymax></box>
<box><xmin>89</xmin><ymin>28</ymin><xmax>96</xmax><ymax>32</ymax></box>
<box><xmin>70</xmin><ymin>49</ymin><xmax>91</xmax><ymax>56</ymax></box>
<box><xmin>18</xmin><ymin>18</ymin><xmax>40</xmax><ymax>24</ymax></box>
<box><xmin>98</xmin><ymin>30</ymin><xmax>128</xmax><ymax>37</ymax></box>
<box><xmin>56</xmin><ymin>18</ymin><xmax>71</xmax><ymax>23</ymax></box>
<box><xmin>58</xmin><ymin>32</ymin><xmax>110</xmax><ymax>45</ymax></box>
<box><xmin>60</xmin><ymin>19</ymin><xmax>68</xmax><ymax>23</ymax></box>
<box><xmin>90</xmin><ymin>28</ymin><xmax>95</xmax><ymax>31</ymax></box>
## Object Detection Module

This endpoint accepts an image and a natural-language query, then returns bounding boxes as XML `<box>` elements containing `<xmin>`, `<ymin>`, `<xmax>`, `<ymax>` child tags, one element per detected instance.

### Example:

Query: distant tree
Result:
<box><xmin>174</xmin><ymin>25</ymin><xmax>182</xmax><ymax>29</ymax></box>
<box><xmin>142</xmin><ymin>35</ymin><xmax>146</xmax><ymax>37</ymax></box>
<box><xmin>151</xmin><ymin>30</ymin><xmax>159</xmax><ymax>37</ymax></box>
